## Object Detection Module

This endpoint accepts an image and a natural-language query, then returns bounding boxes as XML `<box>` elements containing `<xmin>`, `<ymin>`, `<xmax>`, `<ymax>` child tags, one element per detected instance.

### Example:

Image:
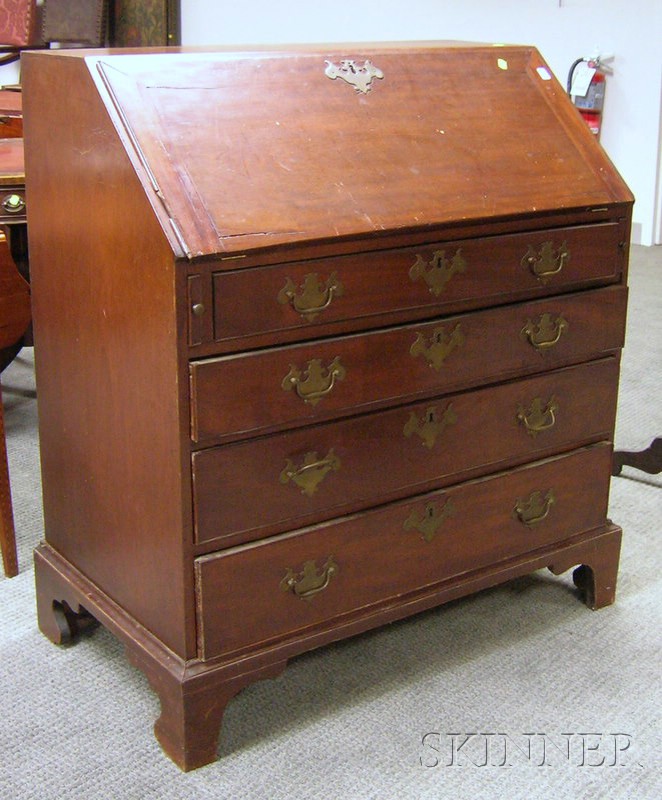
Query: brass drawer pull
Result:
<box><xmin>409</xmin><ymin>248</ymin><xmax>466</xmax><ymax>296</ymax></box>
<box><xmin>410</xmin><ymin>324</ymin><xmax>465</xmax><ymax>370</ymax></box>
<box><xmin>280</xmin><ymin>557</ymin><xmax>339</xmax><ymax>599</ymax></box>
<box><xmin>403</xmin><ymin>403</ymin><xmax>457</xmax><ymax>449</ymax></box>
<box><xmin>514</xmin><ymin>489</ymin><xmax>555</xmax><ymax>527</ymax></box>
<box><xmin>277</xmin><ymin>272</ymin><xmax>344</xmax><ymax>321</ymax></box>
<box><xmin>403</xmin><ymin>499</ymin><xmax>454</xmax><ymax>542</ymax></box>
<box><xmin>516</xmin><ymin>396</ymin><xmax>558</xmax><ymax>436</ymax></box>
<box><xmin>282</xmin><ymin>356</ymin><xmax>346</xmax><ymax>406</ymax></box>
<box><xmin>521</xmin><ymin>313</ymin><xmax>568</xmax><ymax>350</ymax></box>
<box><xmin>279</xmin><ymin>449</ymin><xmax>341</xmax><ymax>496</ymax></box>
<box><xmin>2</xmin><ymin>193</ymin><xmax>25</xmax><ymax>214</ymax></box>
<box><xmin>522</xmin><ymin>240</ymin><xmax>569</xmax><ymax>283</ymax></box>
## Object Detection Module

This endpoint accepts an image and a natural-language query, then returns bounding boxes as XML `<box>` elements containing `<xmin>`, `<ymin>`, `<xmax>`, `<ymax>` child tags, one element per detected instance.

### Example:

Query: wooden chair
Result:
<box><xmin>0</xmin><ymin>230</ymin><xmax>30</xmax><ymax>577</ymax></box>
<box><xmin>0</xmin><ymin>0</ymin><xmax>42</xmax><ymax>68</ymax></box>
<box><xmin>0</xmin><ymin>378</ymin><xmax>17</xmax><ymax>576</ymax></box>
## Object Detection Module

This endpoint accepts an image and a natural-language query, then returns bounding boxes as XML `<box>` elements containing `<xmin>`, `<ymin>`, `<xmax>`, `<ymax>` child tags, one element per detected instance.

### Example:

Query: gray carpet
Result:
<box><xmin>1</xmin><ymin>246</ymin><xmax>660</xmax><ymax>799</ymax></box>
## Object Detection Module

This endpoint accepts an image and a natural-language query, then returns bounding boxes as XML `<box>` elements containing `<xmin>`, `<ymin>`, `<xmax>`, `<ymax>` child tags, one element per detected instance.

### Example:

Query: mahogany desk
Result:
<box><xmin>23</xmin><ymin>44</ymin><xmax>633</xmax><ymax>769</ymax></box>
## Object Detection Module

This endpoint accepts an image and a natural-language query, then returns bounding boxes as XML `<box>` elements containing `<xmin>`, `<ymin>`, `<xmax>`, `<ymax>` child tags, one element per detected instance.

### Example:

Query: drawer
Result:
<box><xmin>192</xmin><ymin>358</ymin><xmax>619</xmax><ymax>548</ymax></box>
<box><xmin>195</xmin><ymin>443</ymin><xmax>613</xmax><ymax>659</ymax></box>
<box><xmin>190</xmin><ymin>285</ymin><xmax>627</xmax><ymax>444</ymax></box>
<box><xmin>207</xmin><ymin>222</ymin><xmax>624</xmax><ymax>347</ymax></box>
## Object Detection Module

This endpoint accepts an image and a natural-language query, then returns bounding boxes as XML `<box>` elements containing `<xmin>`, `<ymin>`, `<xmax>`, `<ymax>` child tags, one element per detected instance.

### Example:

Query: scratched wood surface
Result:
<box><xmin>93</xmin><ymin>44</ymin><xmax>632</xmax><ymax>257</ymax></box>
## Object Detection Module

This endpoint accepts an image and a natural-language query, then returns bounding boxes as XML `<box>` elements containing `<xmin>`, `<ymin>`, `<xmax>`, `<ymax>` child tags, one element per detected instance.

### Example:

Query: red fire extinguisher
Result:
<box><xmin>567</xmin><ymin>55</ymin><xmax>612</xmax><ymax>138</ymax></box>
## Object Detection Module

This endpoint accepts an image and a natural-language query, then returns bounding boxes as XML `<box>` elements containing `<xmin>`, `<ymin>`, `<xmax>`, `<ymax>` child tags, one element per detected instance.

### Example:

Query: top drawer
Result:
<box><xmin>201</xmin><ymin>222</ymin><xmax>624</xmax><ymax>349</ymax></box>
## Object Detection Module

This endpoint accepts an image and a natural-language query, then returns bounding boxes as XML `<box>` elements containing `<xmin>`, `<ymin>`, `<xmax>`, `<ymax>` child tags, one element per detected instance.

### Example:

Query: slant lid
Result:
<box><xmin>94</xmin><ymin>43</ymin><xmax>632</xmax><ymax>258</ymax></box>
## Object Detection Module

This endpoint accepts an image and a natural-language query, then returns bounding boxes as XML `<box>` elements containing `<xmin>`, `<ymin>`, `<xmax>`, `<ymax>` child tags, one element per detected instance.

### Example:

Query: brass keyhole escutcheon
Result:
<box><xmin>282</xmin><ymin>356</ymin><xmax>346</xmax><ymax>406</ymax></box>
<box><xmin>403</xmin><ymin>403</ymin><xmax>457</xmax><ymax>449</ymax></box>
<box><xmin>521</xmin><ymin>313</ymin><xmax>568</xmax><ymax>351</ymax></box>
<box><xmin>410</xmin><ymin>324</ymin><xmax>465</xmax><ymax>371</ymax></box>
<box><xmin>277</xmin><ymin>272</ymin><xmax>344</xmax><ymax>321</ymax></box>
<box><xmin>403</xmin><ymin>499</ymin><xmax>454</xmax><ymax>542</ymax></box>
<box><xmin>279</xmin><ymin>449</ymin><xmax>341</xmax><ymax>496</ymax></box>
<box><xmin>513</xmin><ymin>489</ymin><xmax>555</xmax><ymax>527</ymax></box>
<box><xmin>324</xmin><ymin>59</ymin><xmax>384</xmax><ymax>94</ymax></box>
<box><xmin>280</xmin><ymin>557</ymin><xmax>339</xmax><ymax>599</ymax></box>
<box><xmin>409</xmin><ymin>248</ymin><xmax>467</xmax><ymax>296</ymax></box>
<box><xmin>522</xmin><ymin>241</ymin><xmax>569</xmax><ymax>283</ymax></box>
<box><xmin>517</xmin><ymin>396</ymin><xmax>558</xmax><ymax>436</ymax></box>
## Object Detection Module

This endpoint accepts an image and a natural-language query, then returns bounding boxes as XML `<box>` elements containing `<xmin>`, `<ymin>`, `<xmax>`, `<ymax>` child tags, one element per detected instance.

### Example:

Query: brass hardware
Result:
<box><xmin>280</xmin><ymin>557</ymin><xmax>339</xmax><ymax>599</ymax></box>
<box><xmin>521</xmin><ymin>241</ymin><xmax>569</xmax><ymax>283</ymax></box>
<box><xmin>324</xmin><ymin>59</ymin><xmax>384</xmax><ymax>93</ymax></box>
<box><xmin>279</xmin><ymin>449</ymin><xmax>341</xmax><ymax>496</ymax></box>
<box><xmin>282</xmin><ymin>357</ymin><xmax>346</xmax><ymax>405</ymax></box>
<box><xmin>2</xmin><ymin>193</ymin><xmax>25</xmax><ymax>214</ymax></box>
<box><xmin>403</xmin><ymin>403</ymin><xmax>457</xmax><ymax>449</ymax></box>
<box><xmin>516</xmin><ymin>396</ymin><xmax>558</xmax><ymax>436</ymax></box>
<box><xmin>514</xmin><ymin>489</ymin><xmax>555</xmax><ymax>527</ymax></box>
<box><xmin>521</xmin><ymin>313</ymin><xmax>568</xmax><ymax>350</ymax></box>
<box><xmin>403</xmin><ymin>499</ymin><xmax>454</xmax><ymax>543</ymax></box>
<box><xmin>410</xmin><ymin>324</ymin><xmax>465</xmax><ymax>370</ymax></box>
<box><xmin>409</xmin><ymin>248</ymin><xmax>466</xmax><ymax>296</ymax></box>
<box><xmin>277</xmin><ymin>272</ymin><xmax>344</xmax><ymax>321</ymax></box>
<box><xmin>191</xmin><ymin>302</ymin><xmax>206</xmax><ymax>317</ymax></box>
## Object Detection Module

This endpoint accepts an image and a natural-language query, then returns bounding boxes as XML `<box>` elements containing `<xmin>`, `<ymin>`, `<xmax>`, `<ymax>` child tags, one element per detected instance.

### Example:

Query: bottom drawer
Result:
<box><xmin>195</xmin><ymin>443</ymin><xmax>612</xmax><ymax>660</ymax></box>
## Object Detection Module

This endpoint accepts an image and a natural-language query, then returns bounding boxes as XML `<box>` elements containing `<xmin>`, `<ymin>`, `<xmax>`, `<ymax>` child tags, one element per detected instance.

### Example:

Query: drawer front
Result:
<box><xmin>193</xmin><ymin>358</ymin><xmax>619</xmax><ymax>548</ymax></box>
<box><xmin>196</xmin><ymin>444</ymin><xmax>613</xmax><ymax>659</ymax></box>
<box><xmin>190</xmin><ymin>286</ymin><xmax>627</xmax><ymax>444</ymax></box>
<box><xmin>210</xmin><ymin>222</ymin><xmax>624</xmax><ymax>346</ymax></box>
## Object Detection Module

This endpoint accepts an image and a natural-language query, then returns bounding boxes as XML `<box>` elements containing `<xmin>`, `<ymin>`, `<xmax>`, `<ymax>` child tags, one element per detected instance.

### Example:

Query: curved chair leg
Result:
<box><xmin>613</xmin><ymin>437</ymin><xmax>662</xmax><ymax>476</ymax></box>
<box><xmin>0</xmin><ymin>387</ymin><xmax>18</xmax><ymax>577</ymax></box>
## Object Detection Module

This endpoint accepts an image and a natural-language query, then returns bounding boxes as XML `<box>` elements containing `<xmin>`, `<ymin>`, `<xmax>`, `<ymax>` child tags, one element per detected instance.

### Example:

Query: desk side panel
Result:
<box><xmin>22</xmin><ymin>52</ymin><xmax>194</xmax><ymax>659</ymax></box>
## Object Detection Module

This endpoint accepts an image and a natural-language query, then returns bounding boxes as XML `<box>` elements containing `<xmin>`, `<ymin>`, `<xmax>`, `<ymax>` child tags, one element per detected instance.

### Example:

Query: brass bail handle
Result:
<box><xmin>514</xmin><ymin>489</ymin><xmax>556</xmax><ymax>527</ymax></box>
<box><xmin>278</xmin><ymin>272</ymin><xmax>344</xmax><ymax>321</ymax></box>
<box><xmin>522</xmin><ymin>241</ymin><xmax>569</xmax><ymax>283</ymax></box>
<box><xmin>280</xmin><ymin>557</ymin><xmax>339</xmax><ymax>599</ymax></box>
<box><xmin>282</xmin><ymin>356</ymin><xmax>346</xmax><ymax>406</ymax></box>
<box><xmin>521</xmin><ymin>313</ymin><xmax>569</xmax><ymax>351</ymax></box>
<box><xmin>517</xmin><ymin>396</ymin><xmax>558</xmax><ymax>436</ymax></box>
<box><xmin>279</xmin><ymin>449</ymin><xmax>341</xmax><ymax>496</ymax></box>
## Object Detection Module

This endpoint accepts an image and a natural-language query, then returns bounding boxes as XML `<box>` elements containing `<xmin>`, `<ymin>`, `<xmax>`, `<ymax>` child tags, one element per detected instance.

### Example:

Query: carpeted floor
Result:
<box><xmin>1</xmin><ymin>246</ymin><xmax>660</xmax><ymax>799</ymax></box>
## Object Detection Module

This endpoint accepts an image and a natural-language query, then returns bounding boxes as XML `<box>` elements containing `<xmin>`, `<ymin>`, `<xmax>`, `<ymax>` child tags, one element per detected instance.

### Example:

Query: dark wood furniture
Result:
<box><xmin>0</xmin><ymin>136</ymin><xmax>28</xmax><ymax>577</ymax></box>
<box><xmin>0</xmin><ymin>90</ymin><xmax>23</xmax><ymax>138</ymax></box>
<box><xmin>111</xmin><ymin>0</ymin><xmax>180</xmax><ymax>46</ymax></box>
<box><xmin>22</xmin><ymin>43</ymin><xmax>633</xmax><ymax>770</ymax></box>
<box><xmin>613</xmin><ymin>438</ymin><xmax>662</xmax><ymax>477</ymax></box>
